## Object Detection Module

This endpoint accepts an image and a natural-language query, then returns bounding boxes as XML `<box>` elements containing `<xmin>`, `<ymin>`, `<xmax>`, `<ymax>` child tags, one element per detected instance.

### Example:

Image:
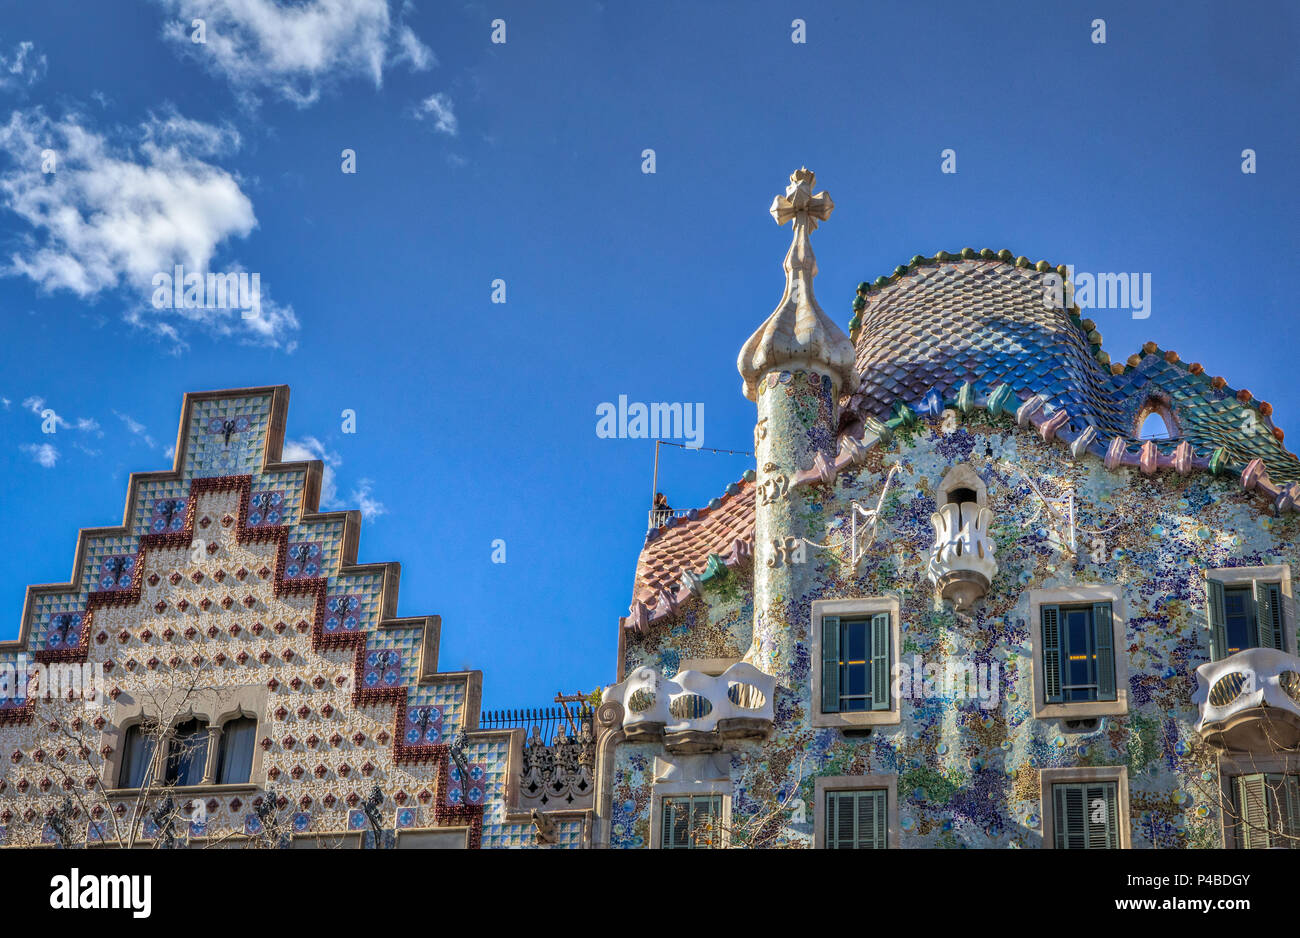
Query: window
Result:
<box><xmin>1041</xmin><ymin>602</ymin><xmax>1116</xmax><ymax>704</ymax></box>
<box><xmin>1233</xmin><ymin>774</ymin><xmax>1300</xmax><ymax>848</ymax></box>
<box><xmin>118</xmin><ymin>724</ymin><xmax>156</xmax><ymax>788</ymax></box>
<box><xmin>825</xmin><ymin>789</ymin><xmax>887</xmax><ymax>849</ymax></box>
<box><xmin>822</xmin><ymin>614</ymin><xmax>889</xmax><ymax>713</ymax></box>
<box><xmin>163</xmin><ymin>719</ymin><xmax>209</xmax><ymax>787</ymax></box>
<box><xmin>1207</xmin><ymin>578</ymin><xmax>1285</xmax><ymax>659</ymax></box>
<box><xmin>660</xmin><ymin>795</ymin><xmax>722</xmax><ymax>849</ymax></box>
<box><xmin>1138</xmin><ymin>412</ymin><xmax>1172</xmax><ymax>440</ymax></box>
<box><xmin>216</xmin><ymin>717</ymin><xmax>257</xmax><ymax>784</ymax></box>
<box><xmin>812</xmin><ymin>598</ymin><xmax>900</xmax><ymax>728</ymax></box>
<box><xmin>1051</xmin><ymin>781</ymin><xmax>1121</xmax><ymax>849</ymax></box>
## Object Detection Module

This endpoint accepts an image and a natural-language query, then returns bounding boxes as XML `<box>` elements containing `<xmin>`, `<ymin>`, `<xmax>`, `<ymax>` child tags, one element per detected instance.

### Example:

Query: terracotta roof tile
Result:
<box><xmin>632</xmin><ymin>478</ymin><xmax>755</xmax><ymax>607</ymax></box>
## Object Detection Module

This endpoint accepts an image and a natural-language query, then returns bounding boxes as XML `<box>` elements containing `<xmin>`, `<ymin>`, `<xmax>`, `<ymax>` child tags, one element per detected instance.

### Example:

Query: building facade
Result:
<box><xmin>3</xmin><ymin>169</ymin><xmax>1299</xmax><ymax>848</ymax></box>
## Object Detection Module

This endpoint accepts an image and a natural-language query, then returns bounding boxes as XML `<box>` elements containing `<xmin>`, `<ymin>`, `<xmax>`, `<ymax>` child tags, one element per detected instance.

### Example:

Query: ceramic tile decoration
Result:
<box><xmin>5</xmin><ymin>172</ymin><xmax>1297</xmax><ymax>850</ymax></box>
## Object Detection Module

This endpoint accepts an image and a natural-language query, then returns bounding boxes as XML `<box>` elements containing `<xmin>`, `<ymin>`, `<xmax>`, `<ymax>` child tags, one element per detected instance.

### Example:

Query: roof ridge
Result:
<box><xmin>846</xmin><ymin>250</ymin><xmax>1295</xmax><ymax>462</ymax></box>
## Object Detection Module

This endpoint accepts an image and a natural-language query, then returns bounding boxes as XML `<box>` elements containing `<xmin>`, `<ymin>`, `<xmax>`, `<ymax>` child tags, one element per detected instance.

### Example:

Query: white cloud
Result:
<box><xmin>20</xmin><ymin>395</ymin><xmax>99</xmax><ymax>433</ymax></box>
<box><xmin>413</xmin><ymin>92</ymin><xmax>457</xmax><ymax>136</ymax></box>
<box><xmin>20</xmin><ymin>442</ymin><xmax>58</xmax><ymax>468</ymax></box>
<box><xmin>0</xmin><ymin>108</ymin><xmax>298</xmax><ymax>351</ymax></box>
<box><xmin>283</xmin><ymin>437</ymin><xmax>385</xmax><ymax>520</ymax></box>
<box><xmin>0</xmin><ymin>397</ymin><xmax>10</xmax><ymax>409</ymax></box>
<box><xmin>283</xmin><ymin>436</ymin><xmax>341</xmax><ymax>507</ymax></box>
<box><xmin>154</xmin><ymin>0</ymin><xmax>434</xmax><ymax>107</ymax></box>
<box><xmin>350</xmin><ymin>478</ymin><xmax>387</xmax><ymax>520</ymax></box>
<box><xmin>0</xmin><ymin>41</ymin><xmax>47</xmax><ymax>92</ymax></box>
<box><xmin>113</xmin><ymin>410</ymin><xmax>158</xmax><ymax>449</ymax></box>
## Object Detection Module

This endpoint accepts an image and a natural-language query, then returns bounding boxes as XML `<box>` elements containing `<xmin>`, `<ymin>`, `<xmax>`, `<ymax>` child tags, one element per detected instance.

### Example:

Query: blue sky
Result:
<box><xmin>0</xmin><ymin>0</ymin><xmax>1296</xmax><ymax>710</ymax></box>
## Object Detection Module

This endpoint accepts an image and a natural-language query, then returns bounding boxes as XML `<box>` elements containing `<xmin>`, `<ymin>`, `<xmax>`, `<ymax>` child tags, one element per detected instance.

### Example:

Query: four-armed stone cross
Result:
<box><xmin>769</xmin><ymin>167</ymin><xmax>833</xmax><ymax>312</ymax></box>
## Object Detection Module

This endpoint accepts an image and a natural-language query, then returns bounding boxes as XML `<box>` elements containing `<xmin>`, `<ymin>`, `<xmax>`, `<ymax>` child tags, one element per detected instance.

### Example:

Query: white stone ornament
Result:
<box><xmin>927</xmin><ymin>500</ymin><xmax>998</xmax><ymax>611</ymax></box>
<box><xmin>737</xmin><ymin>168</ymin><xmax>857</xmax><ymax>400</ymax></box>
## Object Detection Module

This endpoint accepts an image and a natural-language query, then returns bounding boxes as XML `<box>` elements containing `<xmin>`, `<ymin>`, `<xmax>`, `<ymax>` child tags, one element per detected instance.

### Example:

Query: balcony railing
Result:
<box><xmin>603</xmin><ymin>662</ymin><xmax>775</xmax><ymax>753</ymax></box>
<box><xmin>648</xmin><ymin>508</ymin><xmax>694</xmax><ymax>532</ymax></box>
<box><xmin>1192</xmin><ymin>647</ymin><xmax>1300</xmax><ymax>751</ymax></box>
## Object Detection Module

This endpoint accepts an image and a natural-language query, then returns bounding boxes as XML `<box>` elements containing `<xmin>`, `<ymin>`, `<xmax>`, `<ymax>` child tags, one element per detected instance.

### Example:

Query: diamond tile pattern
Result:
<box><xmin>846</xmin><ymin>258</ymin><xmax>1298</xmax><ymax>483</ymax></box>
<box><xmin>848</xmin><ymin>260</ymin><xmax>1122</xmax><ymax>434</ymax></box>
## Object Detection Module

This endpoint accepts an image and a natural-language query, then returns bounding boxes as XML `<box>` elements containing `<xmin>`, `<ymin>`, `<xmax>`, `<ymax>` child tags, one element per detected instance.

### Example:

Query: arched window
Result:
<box><xmin>119</xmin><ymin>724</ymin><xmax>156</xmax><ymax>789</ymax></box>
<box><xmin>216</xmin><ymin>717</ymin><xmax>257</xmax><ymax>784</ymax></box>
<box><xmin>1136</xmin><ymin>398</ymin><xmax>1178</xmax><ymax>440</ymax></box>
<box><xmin>1138</xmin><ymin>412</ymin><xmax>1171</xmax><ymax>439</ymax></box>
<box><xmin>164</xmin><ymin>719</ymin><xmax>209</xmax><ymax>787</ymax></box>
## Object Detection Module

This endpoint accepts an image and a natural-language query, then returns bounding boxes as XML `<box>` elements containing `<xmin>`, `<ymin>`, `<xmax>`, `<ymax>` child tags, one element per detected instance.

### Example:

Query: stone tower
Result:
<box><xmin>736</xmin><ymin>169</ymin><xmax>857</xmax><ymax>687</ymax></box>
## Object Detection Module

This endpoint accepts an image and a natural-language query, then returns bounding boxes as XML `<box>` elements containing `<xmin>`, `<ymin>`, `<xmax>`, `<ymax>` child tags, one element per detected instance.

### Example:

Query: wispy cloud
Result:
<box><xmin>283</xmin><ymin>436</ymin><xmax>341</xmax><ymax>506</ymax></box>
<box><xmin>350</xmin><ymin>478</ymin><xmax>387</xmax><ymax>520</ymax></box>
<box><xmin>0</xmin><ymin>108</ymin><xmax>298</xmax><ymax>352</ymax></box>
<box><xmin>283</xmin><ymin>436</ymin><xmax>386</xmax><ymax>520</ymax></box>
<box><xmin>20</xmin><ymin>442</ymin><xmax>58</xmax><ymax>468</ymax></box>
<box><xmin>21</xmin><ymin>395</ymin><xmax>100</xmax><ymax>434</ymax></box>
<box><xmin>153</xmin><ymin>0</ymin><xmax>434</xmax><ymax>108</ymax></box>
<box><xmin>113</xmin><ymin>410</ymin><xmax>158</xmax><ymax>449</ymax></box>
<box><xmin>413</xmin><ymin>92</ymin><xmax>457</xmax><ymax>136</ymax></box>
<box><xmin>0</xmin><ymin>40</ymin><xmax>47</xmax><ymax>93</ymax></box>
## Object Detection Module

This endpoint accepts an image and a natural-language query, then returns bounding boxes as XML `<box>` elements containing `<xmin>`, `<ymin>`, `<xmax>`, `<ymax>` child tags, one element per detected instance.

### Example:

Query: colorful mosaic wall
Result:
<box><xmin>0</xmin><ymin>388</ymin><xmax>580</xmax><ymax>849</ymax></box>
<box><xmin>611</xmin><ymin>413</ymin><xmax>1298</xmax><ymax>848</ymax></box>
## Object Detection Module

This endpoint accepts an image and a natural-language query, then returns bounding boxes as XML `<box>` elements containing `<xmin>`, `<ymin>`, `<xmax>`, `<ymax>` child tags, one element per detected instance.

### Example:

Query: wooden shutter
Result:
<box><xmin>1254</xmin><ymin>581</ymin><xmax>1285</xmax><ymax>651</ymax></box>
<box><xmin>1041</xmin><ymin>604</ymin><xmax>1063</xmax><ymax>703</ymax></box>
<box><xmin>661</xmin><ymin>798</ymin><xmax>680</xmax><ymax>849</ymax></box>
<box><xmin>690</xmin><ymin>795</ymin><xmax>717</xmax><ymax>848</ymax></box>
<box><xmin>821</xmin><ymin>615</ymin><xmax>840</xmax><ymax>713</ymax></box>
<box><xmin>827</xmin><ymin>790</ymin><xmax>886</xmax><ymax>849</ymax></box>
<box><xmin>1283</xmin><ymin>776</ymin><xmax>1300</xmax><ymax>845</ymax></box>
<box><xmin>1236</xmin><ymin>774</ymin><xmax>1271</xmax><ymax>849</ymax></box>
<box><xmin>1085</xmin><ymin>782</ymin><xmax>1119</xmax><ymax>849</ymax></box>
<box><xmin>1054</xmin><ymin>782</ymin><xmax>1118</xmax><ymax>848</ymax></box>
<box><xmin>827</xmin><ymin>791</ymin><xmax>854</xmax><ymax>848</ymax></box>
<box><xmin>865</xmin><ymin>789</ymin><xmax>887</xmax><ymax>848</ymax></box>
<box><xmin>1207</xmin><ymin>578</ymin><xmax>1228</xmax><ymax>660</ymax></box>
<box><xmin>870</xmin><ymin>613</ymin><xmax>890</xmax><ymax>711</ymax></box>
<box><xmin>1093</xmin><ymin>602</ymin><xmax>1116</xmax><ymax>701</ymax></box>
<box><xmin>1054</xmin><ymin>783</ymin><xmax>1084</xmax><ymax>848</ymax></box>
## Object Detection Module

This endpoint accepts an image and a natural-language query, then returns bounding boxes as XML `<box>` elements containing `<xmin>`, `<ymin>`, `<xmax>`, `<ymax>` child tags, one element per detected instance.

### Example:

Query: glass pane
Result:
<box><xmin>216</xmin><ymin>718</ymin><xmax>257</xmax><ymax>784</ymax></box>
<box><xmin>1064</xmin><ymin>607</ymin><xmax>1097</xmax><ymax>702</ymax></box>
<box><xmin>845</xmin><ymin>621</ymin><xmax>867</xmax><ymax>661</ymax></box>
<box><xmin>1224</xmin><ymin>587</ymin><xmax>1254</xmax><ymax>655</ymax></box>
<box><xmin>165</xmin><ymin>719</ymin><xmax>209</xmax><ymax>786</ymax></box>
<box><xmin>120</xmin><ymin>726</ymin><xmax>155</xmax><ymax>788</ymax></box>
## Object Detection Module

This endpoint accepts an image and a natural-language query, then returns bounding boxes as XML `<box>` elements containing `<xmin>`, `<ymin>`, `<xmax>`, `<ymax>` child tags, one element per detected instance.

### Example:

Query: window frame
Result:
<box><xmin>1029</xmin><ymin>585</ymin><xmax>1128</xmax><ymax>719</ymax></box>
<box><xmin>1039</xmin><ymin>766</ymin><xmax>1130</xmax><ymax>849</ymax></box>
<box><xmin>104</xmin><ymin>686</ymin><xmax>267</xmax><ymax>794</ymax></box>
<box><xmin>1205</xmin><ymin>565</ymin><xmax>1293</xmax><ymax>661</ymax></box>
<box><xmin>1217</xmin><ymin>752</ymin><xmax>1300</xmax><ymax>849</ymax></box>
<box><xmin>810</xmin><ymin>597</ymin><xmax>901</xmax><ymax>729</ymax></box>
<box><xmin>649</xmin><ymin>785</ymin><xmax>732</xmax><ymax>849</ymax></box>
<box><xmin>814</xmin><ymin>775</ymin><xmax>899</xmax><ymax>849</ymax></box>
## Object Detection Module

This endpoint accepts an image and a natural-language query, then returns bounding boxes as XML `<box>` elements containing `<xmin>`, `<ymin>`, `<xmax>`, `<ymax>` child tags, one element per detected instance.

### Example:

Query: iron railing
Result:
<box><xmin>648</xmin><ymin>508</ymin><xmax>693</xmax><ymax>531</ymax></box>
<box><xmin>480</xmin><ymin>702</ymin><xmax>594</xmax><ymax>745</ymax></box>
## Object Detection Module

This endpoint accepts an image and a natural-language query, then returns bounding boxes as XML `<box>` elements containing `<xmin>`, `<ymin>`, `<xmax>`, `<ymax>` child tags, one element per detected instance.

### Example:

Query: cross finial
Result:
<box><xmin>736</xmin><ymin>168</ymin><xmax>856</xmax><ymax>401</ymax></box>
<box><xmin>769</xmin><ymin>167</ymin><xmax>834</xmax><ymax>231</ymax></box>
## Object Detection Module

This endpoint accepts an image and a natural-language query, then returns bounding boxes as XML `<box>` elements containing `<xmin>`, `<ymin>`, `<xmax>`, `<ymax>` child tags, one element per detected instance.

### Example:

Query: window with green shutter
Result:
<box><xmin>1234</xmin><ymin>773</ymin><xmax>1300</xmax><ymax>849</ymax></box>
<box><xmin>660</xmin><ymin>794</ymin><xmax>723</xmax><ymax>849</ymax></box>
<box><xmin>1052</xmin><ymin>781</ymin><xmax>1120</xmax><ymax>848</ymax></box>
<box><xmin>1207</xmin><ymin>579</ymin><xmax>1287</xmax><ymax>660</ymax></box>
<box><xmin>822</xmin><ymin>614</ymin><xmax>891</xmax><ymax>713</ymax></box>
<box><xmin>1041</xmin><ymin>603</ymin><xmax>1117</xmax><ymax>703</ymax></box>
<box><xmin>825</xmin><ymin>789</ymin><xmax>888</xmax><ymax>849</ymax></box>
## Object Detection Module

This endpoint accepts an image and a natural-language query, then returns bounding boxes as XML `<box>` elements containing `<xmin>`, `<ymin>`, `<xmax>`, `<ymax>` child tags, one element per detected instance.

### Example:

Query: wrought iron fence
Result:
<box><xmin>480</xmin><ymin>703</ymin><xmax>594</xmax><ymax>745</ymax></box>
